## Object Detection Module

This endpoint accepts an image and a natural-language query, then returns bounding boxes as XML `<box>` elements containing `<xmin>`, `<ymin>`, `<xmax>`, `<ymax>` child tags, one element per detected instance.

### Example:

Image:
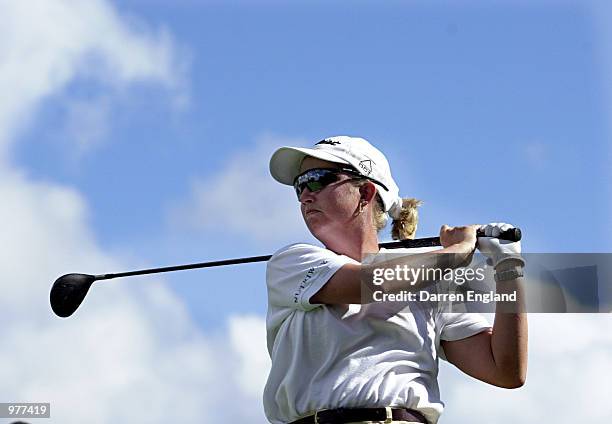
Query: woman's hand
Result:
<box><xmin>440</xmin><ymin>224</ymin><xmax>478</xmax><ymax>268</ymax></box>
<box><xmin>440</xmin><ymin>224</ymin><xmax>478</xmax><ymax>249</ymax></box>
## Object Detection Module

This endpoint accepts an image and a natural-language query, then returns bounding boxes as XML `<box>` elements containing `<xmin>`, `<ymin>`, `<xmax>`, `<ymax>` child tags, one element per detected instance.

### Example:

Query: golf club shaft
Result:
<box><xmin>94</xmin><ymin>228</ymin><xmax>521</xmax><ymax>281</ymax></box>
<box><xmin>95</xmin><ymin>255</ymin><xmax>273</xmax><ymax>281</ymax></box>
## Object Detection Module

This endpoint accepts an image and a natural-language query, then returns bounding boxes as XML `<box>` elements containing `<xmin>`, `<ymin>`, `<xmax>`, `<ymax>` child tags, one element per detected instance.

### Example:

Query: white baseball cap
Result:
<box><xmin>269</xmin><ymin>135</ymin><xmax>403</xmax><ymax>218</ymax></box>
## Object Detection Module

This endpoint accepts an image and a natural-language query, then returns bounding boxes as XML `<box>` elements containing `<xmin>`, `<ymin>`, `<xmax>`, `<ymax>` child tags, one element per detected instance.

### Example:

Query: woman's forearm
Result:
<box><xmin>490</xmin><ymin>268</ymin><xmax>528</xmax><ymax>387</ymax></box>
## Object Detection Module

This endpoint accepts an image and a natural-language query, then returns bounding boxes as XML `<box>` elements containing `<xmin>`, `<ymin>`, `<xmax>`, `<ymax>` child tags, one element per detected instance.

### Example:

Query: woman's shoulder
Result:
<box><xmin>270</xmin><ymin>242</ymin><xmax>333</xmax><ymax>260</ymax></box>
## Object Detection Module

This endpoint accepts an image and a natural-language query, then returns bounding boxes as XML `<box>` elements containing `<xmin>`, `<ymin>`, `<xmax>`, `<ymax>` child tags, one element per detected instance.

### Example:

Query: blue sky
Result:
<box><xmin>16</xmin><ymin>1</ymin><xmax>610</xmax><ymax>252</ymax></box>
<box><xmin>1</xmin><ymin>1</ymin><xmax>611</xmax><ymax>423</ymax></box>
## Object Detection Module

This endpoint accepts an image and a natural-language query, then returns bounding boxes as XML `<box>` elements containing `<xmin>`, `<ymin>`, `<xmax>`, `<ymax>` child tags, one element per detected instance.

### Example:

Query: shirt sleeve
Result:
<box><xmin>436</xmin><ymin>312</ymin><xmax>492</xmax><ymax>361</ymax></box>
<box><xmin>266</xmin><ymin>243</ymin><xmax>356</xmax><ymax>311</ymax></box>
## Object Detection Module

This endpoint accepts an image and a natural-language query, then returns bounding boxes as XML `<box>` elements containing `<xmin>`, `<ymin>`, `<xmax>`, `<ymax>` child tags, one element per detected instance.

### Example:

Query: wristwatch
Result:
<box><xmin>494</xmin><ymin>267</ymin><xmax>524</xmax><ymax>282</ymax></box>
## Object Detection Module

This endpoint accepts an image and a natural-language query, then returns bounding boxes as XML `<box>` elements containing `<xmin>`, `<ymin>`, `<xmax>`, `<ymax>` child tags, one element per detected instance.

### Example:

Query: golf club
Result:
<box><xmin>50</xmin><ymin>227</ymin><xmax>521</xmax><ymax>318</ymax></box>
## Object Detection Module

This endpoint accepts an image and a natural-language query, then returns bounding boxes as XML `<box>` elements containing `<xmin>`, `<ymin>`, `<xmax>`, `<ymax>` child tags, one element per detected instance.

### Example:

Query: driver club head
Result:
<box><xmin>50</xmin><ymin>273</ymin><xmax>97</xmax><ymax>318</ymax></box>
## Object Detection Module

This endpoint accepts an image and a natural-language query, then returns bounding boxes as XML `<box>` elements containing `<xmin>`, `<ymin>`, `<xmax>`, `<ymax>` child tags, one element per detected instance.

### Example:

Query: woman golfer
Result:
<box><xmin>264</xmin><ymin>136</ymin><xmax>527</xmax><ymax>424</ymax></box>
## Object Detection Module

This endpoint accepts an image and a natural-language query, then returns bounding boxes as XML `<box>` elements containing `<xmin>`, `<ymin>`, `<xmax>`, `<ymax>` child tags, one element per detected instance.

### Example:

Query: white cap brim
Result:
<box><xmin>269</xmin><ymin>146</ymin><xmax>351</xmax><ymax>185</ymax></box>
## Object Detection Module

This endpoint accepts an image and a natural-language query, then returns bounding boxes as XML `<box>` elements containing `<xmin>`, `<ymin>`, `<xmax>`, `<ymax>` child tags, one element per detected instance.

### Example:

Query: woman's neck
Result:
<box><xmin>322</xmin><ymin>226</ymin><xmax>380</xmax><ymax>262</ymax></box>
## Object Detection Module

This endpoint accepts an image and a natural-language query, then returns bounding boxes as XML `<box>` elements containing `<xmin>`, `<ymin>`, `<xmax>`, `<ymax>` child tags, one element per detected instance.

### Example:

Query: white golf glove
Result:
<box><xmin>477</xmin><ymin>222</ymin><xmax>525</xmax><ymax>268</ymax></box>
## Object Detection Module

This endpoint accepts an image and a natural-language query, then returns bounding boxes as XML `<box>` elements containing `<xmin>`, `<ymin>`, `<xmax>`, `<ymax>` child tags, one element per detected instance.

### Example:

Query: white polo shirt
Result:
<box><xmin>263</xmin><ymin>243</ymin><xmax>491</xmax><ymax>424</ymax></box>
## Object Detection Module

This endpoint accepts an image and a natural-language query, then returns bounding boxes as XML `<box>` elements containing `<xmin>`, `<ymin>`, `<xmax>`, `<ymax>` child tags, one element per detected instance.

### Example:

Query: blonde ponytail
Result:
<box><xmin>391</xmin><ymin>198</ymin><xmax>422</xmax><ymax>240</ymax></box>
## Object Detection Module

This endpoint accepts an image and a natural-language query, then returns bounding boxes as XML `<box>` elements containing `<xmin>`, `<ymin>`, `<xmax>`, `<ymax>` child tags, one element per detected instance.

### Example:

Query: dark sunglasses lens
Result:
<box><xmin>295</xmin><ymin>181</ymin><xmax>324</xmax><ymax>197</ymax></box>
<box><xmin>305</xmin><ymin>181</ymin><xmax>325</xmax><ymax>192</ymax></box>
<box><xmin>294</xmin><ymin>169</ymin><xmax>339</xmax><ymax>198</ymax></box>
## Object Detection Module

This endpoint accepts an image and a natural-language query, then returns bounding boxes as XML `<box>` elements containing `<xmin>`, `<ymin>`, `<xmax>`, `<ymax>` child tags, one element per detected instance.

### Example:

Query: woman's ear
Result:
<box><xmin>359</xmin><ymin>182</ymin><xmax>377</xmax><ymax>203</ymax></box>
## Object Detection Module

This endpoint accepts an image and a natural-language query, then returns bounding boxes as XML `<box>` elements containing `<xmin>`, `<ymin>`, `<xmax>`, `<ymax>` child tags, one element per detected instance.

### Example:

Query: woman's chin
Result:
<box><xmin>305</xmin><ymin>215</ymin><xmax>326</xmax><ymax>235</ymax></box>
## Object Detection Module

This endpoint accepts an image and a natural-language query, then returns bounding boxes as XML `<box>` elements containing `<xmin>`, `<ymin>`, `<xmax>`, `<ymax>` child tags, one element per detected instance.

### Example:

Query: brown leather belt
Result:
<box><xmin>289</xmin><ymin>407</ymin><xmax>428</xmax><ymax>424</ymax></box>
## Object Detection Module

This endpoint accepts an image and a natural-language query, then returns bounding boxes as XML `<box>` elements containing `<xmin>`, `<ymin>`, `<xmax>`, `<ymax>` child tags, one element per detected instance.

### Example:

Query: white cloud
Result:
<box><xmin>0</xmin><ymin>165</ymin><xmax>271</xmax><ymax>423</ymax></box>
<box><xmin>0</xmin><ymin>1</ymin><xmax>268</xmax><ymax>422</ymax></box>
<box><xmin>63</xmin><ymin>95</ymin><xmax>112</xmax><ymax>154</ymax></box>
<box><xmin>439</xmin><ymin>314</ymin><xmax>612</xmax><ymax>423</ymax></box>
<box><xmin>0</xmin><ymin>0</ymin><xmax>188</xmax><ymax>159</ymax></box>
<box><xmin>171</xmin><ymin>133</ymin><xmax>316</xmax><ymax>245</ymax></box>
<box><xmin>229</xmin><ymin>315</ymin><xmax>272</xmax><ymax>397</ymax></box>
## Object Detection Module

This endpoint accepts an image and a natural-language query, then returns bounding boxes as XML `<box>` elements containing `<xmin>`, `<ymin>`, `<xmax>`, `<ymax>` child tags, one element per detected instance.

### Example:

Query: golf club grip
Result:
<box><xmin>483</xmin><ymin>227</ymin><xmax>521</xmax><ymax>242</ymax></box>
<box><xmin>380</xmin><ymin>227</ymin><xmax>521</xmax><ymax>250</ymax></box>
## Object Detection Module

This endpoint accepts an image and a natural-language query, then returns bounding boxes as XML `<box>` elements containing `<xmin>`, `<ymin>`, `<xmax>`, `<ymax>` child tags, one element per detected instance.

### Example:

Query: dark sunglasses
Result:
<box><xmin>293</xmin><ymin>167</ymin><xmax>388</xmax><ymax>199</ymax></box>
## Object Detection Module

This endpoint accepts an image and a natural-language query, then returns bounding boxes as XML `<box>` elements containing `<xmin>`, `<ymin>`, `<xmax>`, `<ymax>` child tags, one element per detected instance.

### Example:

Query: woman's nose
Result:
<box><xmin>299</xmin><ymin>187</ymin><xmax>315</xmax><ymax>204</ymax></box>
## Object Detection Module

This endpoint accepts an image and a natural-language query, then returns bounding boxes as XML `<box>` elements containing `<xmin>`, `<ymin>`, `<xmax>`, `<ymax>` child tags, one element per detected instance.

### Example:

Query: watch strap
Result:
<box><xmin>494</xmin><ymin>267</ymin><xmax>524</xmax><ymax>282</ymax></box>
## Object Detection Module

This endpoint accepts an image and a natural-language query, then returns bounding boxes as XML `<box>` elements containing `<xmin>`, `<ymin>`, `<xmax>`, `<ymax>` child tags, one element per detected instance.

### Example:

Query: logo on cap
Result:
<box><xmin>316</xmin><ymin>139</ymin><xmax>341</xmax><ymax>146</ymax></box>
<box><xmin>359</xmin><ymin>159</ymin><xmax>374</xmax><ymax>176</ymax></box>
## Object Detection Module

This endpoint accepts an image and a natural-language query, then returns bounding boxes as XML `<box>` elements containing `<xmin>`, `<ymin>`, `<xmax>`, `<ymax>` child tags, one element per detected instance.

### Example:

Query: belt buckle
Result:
<box><xmin>384</xmin><ymin>406</ymin><xmax>393</xmax><ymax>424</ymax></box>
